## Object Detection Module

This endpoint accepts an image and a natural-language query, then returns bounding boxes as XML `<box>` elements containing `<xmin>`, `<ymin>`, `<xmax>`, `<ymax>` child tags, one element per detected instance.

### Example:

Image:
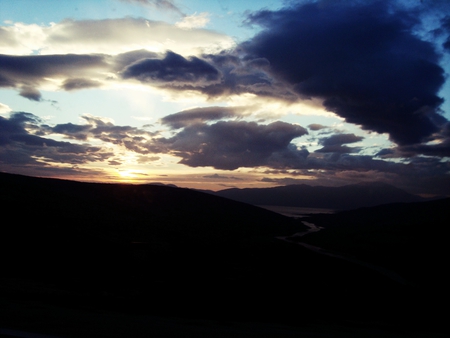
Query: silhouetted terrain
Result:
<box><xmin>301</xmin><ymin>198</ymin><xmax>450</xmax><ymax>293</ymax></box>
<box><xmin>208</xmin><ymin>182</ymin><xmax>428</xmax><ymax>210</ymax></box>
<box><xmin>0</xmin><ymin>172</ymin><xmax>447</xmax><ymax>337</ymax></box>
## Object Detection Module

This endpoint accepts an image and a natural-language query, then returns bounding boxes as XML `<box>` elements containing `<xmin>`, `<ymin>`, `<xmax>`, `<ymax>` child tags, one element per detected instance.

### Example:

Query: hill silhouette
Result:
<box><xmin>0</xmin><ymin>172</ymin><xmax>447</xmax><ymax>337</ymax></box>
<box><xmin>0</xmin><ymin>171</ymin><xmax>303</xmax><ymax>285</ymax></box>
<box><xmin>209</xmin><ymin>181</ymin><xmax>426</xmax><ymax>210</ymax></box>
<box><xmin>301</xmin><ymin>198</ymin><xmax>450</xmax><ymax>293</ymax></box>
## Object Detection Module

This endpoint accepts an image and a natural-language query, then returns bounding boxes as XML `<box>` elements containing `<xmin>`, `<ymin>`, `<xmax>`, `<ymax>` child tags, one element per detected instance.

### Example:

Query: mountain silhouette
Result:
<box><xmin>209</xmin><ymin>181</ymin><xmax>426</xmax><ymax>210</ymax></box>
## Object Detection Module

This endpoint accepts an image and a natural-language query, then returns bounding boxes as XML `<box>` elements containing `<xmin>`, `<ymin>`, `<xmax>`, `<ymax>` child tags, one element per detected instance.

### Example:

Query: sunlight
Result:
<box><xmin>116</xmin><ymin>169</ymin><xmax>146</xmax><ymax>183</ymax></box>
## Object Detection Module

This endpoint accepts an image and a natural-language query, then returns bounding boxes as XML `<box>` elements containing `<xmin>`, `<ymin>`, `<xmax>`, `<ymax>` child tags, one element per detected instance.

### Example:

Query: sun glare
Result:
<box><xmin>116</xmin><ymin>170</ymin><xmax>145</xmax><ymax>183</ymax></box>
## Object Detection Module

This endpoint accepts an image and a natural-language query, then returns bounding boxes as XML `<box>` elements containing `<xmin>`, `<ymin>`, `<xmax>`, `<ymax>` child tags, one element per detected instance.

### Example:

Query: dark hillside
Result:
<box><xmin>0</xmin><ymin>172</ymin><xmax>447</xmax><ymax>337</ymax></box>
<box><xmin>301</xmin><ymin>198</ymin><xmax>450</xmax><ymax>301</ymax></box>
<box><xmin>0</xmin><ymin>172</ymin><xmax>303</xmax><ymax>282</ymax></box>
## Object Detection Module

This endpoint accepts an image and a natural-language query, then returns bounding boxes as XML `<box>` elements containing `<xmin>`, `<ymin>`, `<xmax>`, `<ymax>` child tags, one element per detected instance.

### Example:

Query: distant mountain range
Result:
<box><xmin>205</xmin><ymin>182</ymin><xmax>429</xmax><ymax>210</ymax></box>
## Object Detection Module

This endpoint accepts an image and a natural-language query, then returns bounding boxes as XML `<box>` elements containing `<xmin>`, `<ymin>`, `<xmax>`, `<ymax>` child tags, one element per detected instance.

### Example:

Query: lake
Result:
<box><xmin>258</xmin><ymin>205</ymin><xmax>335</xmax><ymax>218</ymax></box>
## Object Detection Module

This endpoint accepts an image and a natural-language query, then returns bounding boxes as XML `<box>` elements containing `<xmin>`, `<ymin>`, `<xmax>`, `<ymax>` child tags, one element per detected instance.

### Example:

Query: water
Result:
<box><xmin>258</xmin><ymin>205</ymin><xmax>335</xmax><ymax>218</ymax></box>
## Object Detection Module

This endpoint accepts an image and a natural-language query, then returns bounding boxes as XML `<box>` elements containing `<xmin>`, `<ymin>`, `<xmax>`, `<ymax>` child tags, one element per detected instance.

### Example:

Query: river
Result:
<box><xmin>276</xmin><ymin>220</ymin><xmax>413</xmax><ymax>287</ymax></box>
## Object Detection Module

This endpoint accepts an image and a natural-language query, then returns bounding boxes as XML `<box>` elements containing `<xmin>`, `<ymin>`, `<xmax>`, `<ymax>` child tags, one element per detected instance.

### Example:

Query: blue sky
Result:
<box><xmin>1</xmin><ymin>0</ymin><xmax>449</xmax><ymax>196</ymax></box>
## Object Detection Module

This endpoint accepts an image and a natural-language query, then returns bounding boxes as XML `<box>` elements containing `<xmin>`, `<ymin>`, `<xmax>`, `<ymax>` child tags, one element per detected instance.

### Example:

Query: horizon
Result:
<box><xmin>1</xmin><ymin>0</ymin><xmax>450</xmax><ymax>196</ymax></box>
<box><xmin>2</xmin><ymin>170</ymin><xmax>443</xmax><ymax>199</ymax></box>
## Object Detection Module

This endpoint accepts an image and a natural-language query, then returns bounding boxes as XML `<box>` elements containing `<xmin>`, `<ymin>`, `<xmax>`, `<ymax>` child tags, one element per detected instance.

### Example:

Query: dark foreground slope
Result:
<box><xmin>299</xmin><ymin>197</ymin><xmax>449</xmax><ymax>333</ymax></box>
<box><xmin>0</xmin><ymin>172</ymin><xmax>302</xmax><ymax>284</ymax></box>
<box><xmin>0</xmin><ymin>173</ymin><xmax>447</xmax><ymax>337</ymax></box>
<box><xmin>301</xmin><ymin>198</ymin><xmax>450</xmax><ymax>293</ymax></box>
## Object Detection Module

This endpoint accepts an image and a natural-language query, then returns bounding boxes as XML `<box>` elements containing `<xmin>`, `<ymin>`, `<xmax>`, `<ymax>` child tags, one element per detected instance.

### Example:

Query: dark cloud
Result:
<box><xmin>161</xmin><ymin>106</ymin><xmax>240</xmax><ymax>129</ymax></box>
<box><xmin>0</xmin><ymin>53</ymin><xmax>107</xmax><ymax>99</ymax></box>
<box><xmin>0</xmin><ymin>54</ymin><xmax>106</xmax><ymax>83</ymax></box>
<box><xmin>308</xmin><ymin>123</ymin><xmax>327</xmax><ymax>131</ymax></box>
<box><xmin>121</xmin><ymin>51</ymin><xmax>221</xmax><ymax>85</ymax></box>
<box><xmin>315</xmin><ymin>145</ymin><xmax>360</xmax><ymax>154</ymax></box>
<box><xmin>19</xmin><ymin>86</ymin><xmax>42</xmax><ymax>101</ymax></box>
<box><xmin>375</xmin><ymin>148</ymin><xmax>395</xmax><ymax>157</ymax></box>
<box><xmin>1</xmin><ymin>110</ymin><xmax>448</xmax><ymax>195</ymax></box>
<box><xmin>118</xmin><ymin>50</ymin><xmax>294</xmax><ymax>100</ymax></box>
<box><xmin>108</xmin><ymin>159</ymin><xmax>122</xmax><ymax>166</ymax></box>
<box><xmin>137</xmin><ymin>155</ymin><xmax>160</xmax><ymax>163</ymax></box>
<box><xmin>50</xmin><ymin>115</ymin><xmax>163</xmax><ymax>154</ymax></box>
<box><xmin>431</xmin><ymin>15</ymin><xmax>450</xmax><ymax>51</ymax></box>
<box><xmin>163</xmin><ymin>120</ymin><xmax>308</xmax><ymax>170</ymax></box>
<box><xmin>203</xmin><ymin>174</ymin><xmax>243</xmax><ymax>180</ymax></box>
<box><xmin>113</xmin><ymin>49</ymin><xmax>159</xmax><ymax>71</ymax></box>
<box><xmin>0</xmin><ymin>112</ymin><xmax>109</xmax><ymax>167</ymax></box>
<box><xmin>242</xmin><ymin>0</ymin><xmax>448</xmax><ymax>146</ymax></box>
<box><xmin>51</xmin><ymin>123</ymin><xmax>92</xmax><ymax>140</ymax></box>
<box><xmin>397</xmin><ymin>140</ymin><xmax>450</xmax><ymax>158</ymax></box>
<box><xmin>376</xmin><ymin>122</ymin><xmax>450</xmax><ymax>158</ymax></box>
<box><xmin>319</xmin><ymin>133</ymin><xmax>364</xmax><ymax>146</ymax></box>
<box><xmin>61</xmin><ymin>78</ymin><xmax>102</xmax><ymax>91</ymax></box>
<box><xmin>315</xmin><ymin>133</ymin><xmax>363</xmax><ymax>154</ymax></box>
<box><xmin>197</xmin><ymin>52</ymin><xmax>294</xmax><ymax>100</ymax></box>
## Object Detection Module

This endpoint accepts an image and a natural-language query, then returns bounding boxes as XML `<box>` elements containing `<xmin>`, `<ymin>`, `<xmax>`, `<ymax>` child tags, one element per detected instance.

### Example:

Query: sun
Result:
<box><xmin>116</xmin><ymin>170</ymin><xmax>143</xmax><ymax>183</ymax></box>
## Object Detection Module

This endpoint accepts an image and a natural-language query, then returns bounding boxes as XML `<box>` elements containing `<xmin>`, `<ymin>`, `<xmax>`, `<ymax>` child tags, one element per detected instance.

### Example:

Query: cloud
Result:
<box><xmin>0</xmin><ymin>22</ymin><xmax>47</xmax><ymax>55</ymax></box>
<box><xmin>163</xmin><ymin>120</ymin><xmax>308</xmax><ymax>170</ymax></box>
<box><xmin>49</xmin><ymin>115</ymin><xmax>163</xmax><ymax>154</ymax></box>
<box><xmin>314</xmin><ymin>133</ymin><xmax>364</xmax><ymax>154</ymax></box>
<box><xmin>203</xmin><ymin>174</ymin><xmax>243</xmax><ymax>180</ymax></box>
<box><xmin>112</xmin><ymin>49</ymin><xmax>160</xmax><ymax>70</ymax></box>
<box><xmin>0</xmin><ymin>18</ymin><xmax>234</xmax><ymax>56</ymax></box>
<box><xmin>161</xmin><ymin>106</ymin><xmax>240</xmax><ymax>129</ymax></box>
<box><xmin>319</xmin><ymin>133</ymin><xmax>364</xmax><ymax>146</ymax></box>
<box><xmin>0</xmin><ymin>54</ymin><xmax>108</xmax><ymax>98</ymax></box>
<box><xmin>19</xmin><ymin>86</ymin><xmax>42</xmax><ymax>101</ymax></box>
<box><xmin>124</xmin><ymin>50</ymin><xmax>294</xmax><ymax>100</ymax></box>
<box><xmin>61</xmin><ymin>78</ymin><xmax>102</xmax><ymax>91</ymax></box>
<box><xmin>0</xmin><ymin>53</ymin><xmax>106</xmax><ymax>77</ymax></box>
<box><xmin>0</xmin><ymin>111</ymin><xmax>169</xmax><ymax>174</ymax></box>
<box><xmin>308</xmin><ymin>123</ymin><xmax>327</xmax><ymax>131</ymax></box>
<box><xmin>121</xmin><ymin>51</ymin><xmax>221</xmax><ymax>85</ymax></box>
<box><xmin>376</xmin><ymin>122</ymin><xmax>450</xmax><ymax>158</ymax></box>
<box><xmin>314</xmin><ymin>145</ymin><xmax>359</xmax><ymax>154</ymax></box>
<box><xmin>397</xmin><ymin>140</ymin><xmax>450</xmax><ymax>158</ymax></box>
<box><xmin>195</xmin><ymin>52</ymin><xmax>295</xmax><ymax>100</ymax></box>
<box><xmin>242</xmin><ymin>0</ymin><xmax>448</xmax><ymax>146</ymax></box>
<box><xmin>118</xmin><ymin>0</ymin><xmax>184</xmax><ymax>15</ymax></box>
<box><xmin>0</xmin><ymin>22</ymin><xmax>285</xmax><ymax>101</ymax></box>
<box><xmin>176</xmin><ymin>12</ymin><xmax>210</xmax><ymax>29</ymax></box>
<box><xmin>2</xmin><ymin>110</ymin><xmax>448</xmax><ymax>195</ymax></box>
<box><xmin>442</xmin><ymin>16</ymin><xmax>450</xmax><ymax>50</ymax></box>
<box><xmin>0</xmin><ymin>102</ymin><xmax>11</xmax><ymax>114</ymax></box>
<box><xmin>0</xmin><ymin>112</ymin><xmax>110</xmax><ymax>167</ymax></box>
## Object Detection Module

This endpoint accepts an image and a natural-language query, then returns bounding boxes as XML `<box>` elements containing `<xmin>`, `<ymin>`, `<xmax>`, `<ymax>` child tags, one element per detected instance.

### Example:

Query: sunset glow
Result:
<box><xmin>1</xmin><ymin>0</ymin><xmax>449</xmax><ymax>195</ymax></box>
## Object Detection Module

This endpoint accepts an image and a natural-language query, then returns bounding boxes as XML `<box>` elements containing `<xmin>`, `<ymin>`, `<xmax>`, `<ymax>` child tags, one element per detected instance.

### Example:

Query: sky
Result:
<box><xmin>1</xmin><ymin>0</ymin><xmax>450</xmax><ymax>196</ymax></box>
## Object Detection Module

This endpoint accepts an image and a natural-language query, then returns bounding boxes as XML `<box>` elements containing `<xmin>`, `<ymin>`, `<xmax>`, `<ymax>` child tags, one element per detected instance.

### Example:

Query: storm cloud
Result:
<box><xmin>161</xmin><ymin>106</ymin><xmax>240</xmax><ymax>129</ymax></box>
<box><xmin>0</xmin><ymin>53</ymin><xmax>107</xmax><ymax>99</ymax></box>
<box><xmin>61</xmin><ymin>78</ymin><xmax>102</xmax><ymax>91</ymax></box>
<box><xmin>242</xmin><ymin>1</ymin><xmax>448</xmax><ymax>146</ymax></box>
<box><xmin>49</xmin><ymin>115</ymin><xmax>163</xmax><ymax>154</ymax></box>
<box><xmin>163</xmin><ymin>120</ymin><xmax>309</xmax><ymax>170</ymax></box>
<box><xmin>316</xmin><ymin>133</ymin><xmax>364</xmax><ymax>154</ymax></box>
<box><xmin>121</xmin><ymin>51</ymin><xmax>221</xmax><ymax>85</ymax></box>
<box><xmin>0</xmin><ymin>112</ymin><xmax>109</xmax><ymax>166</ymax></box>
